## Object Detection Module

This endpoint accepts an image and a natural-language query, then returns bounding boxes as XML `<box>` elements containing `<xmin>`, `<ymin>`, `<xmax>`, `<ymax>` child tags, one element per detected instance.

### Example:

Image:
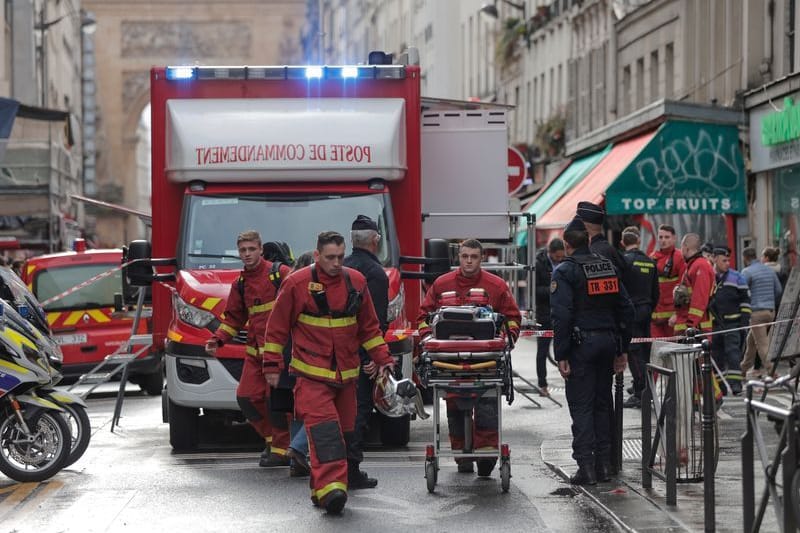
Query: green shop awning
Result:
<box><xmin>516</xmin><ymin>144</ymin><xmax>611</xmax><ymax>245</ymax></box>
<box><xmin>605</xmin><ymin>120</ymin><xmax>746</xmax><ymax>215</ymax></box>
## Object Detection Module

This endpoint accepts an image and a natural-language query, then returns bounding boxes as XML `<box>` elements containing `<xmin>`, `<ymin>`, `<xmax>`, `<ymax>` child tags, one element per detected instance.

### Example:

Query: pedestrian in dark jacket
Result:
<box><xmin>619</xmin><ymin>227</ymin><xmax>659</xmax><ymax>408</ymax></box>
<box><xmin>342</xmin><ymin>215</ymin><xmax>389</xmax><ymax>490</ymax></box>
<box><xmin>710</xmin><ymin>246</ymin><xmax>751</xmax><ymax>394</ymax></box>
<box><xmin>535</xmin><ymin>238</ymin><xmax>565</xmax><ymax>395</ymax></box>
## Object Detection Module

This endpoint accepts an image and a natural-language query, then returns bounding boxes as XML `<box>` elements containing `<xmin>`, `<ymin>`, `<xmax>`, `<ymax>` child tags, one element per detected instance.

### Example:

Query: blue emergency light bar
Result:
<box><xmin>164</xmin><ymin>65</ymin><xmax>406</xmax><ymax>82</ymax></box>
<box><xmin>165</xmin><ymin>66</ymin><xmax>195</xmax><ymax>80</ymax></box>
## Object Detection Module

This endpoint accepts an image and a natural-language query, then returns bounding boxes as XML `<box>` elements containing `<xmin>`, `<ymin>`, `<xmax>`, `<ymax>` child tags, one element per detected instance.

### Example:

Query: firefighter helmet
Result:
<box><xmin>373</xmin><ymin>371</ymin><xmax>428</xmax><ymax>419</ymax></box>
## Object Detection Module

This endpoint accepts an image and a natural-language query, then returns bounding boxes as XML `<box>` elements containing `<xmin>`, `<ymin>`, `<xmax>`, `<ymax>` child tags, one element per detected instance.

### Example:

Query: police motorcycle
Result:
<box><xmin>0</xmin><ymin>268</ymin><xmax>90</xmax><ymax>468</ymax></box>
<box><xmin>0</xmin><ymin>300</ymin><xmax>72</xmax><ymax>482</ymax></box>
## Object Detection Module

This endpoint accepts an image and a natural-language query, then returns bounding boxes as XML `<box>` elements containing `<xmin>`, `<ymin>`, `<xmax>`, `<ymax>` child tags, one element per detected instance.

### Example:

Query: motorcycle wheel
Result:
<box><xmin>59</xmin><ymin>403</ymin><xmax>91</xmax><ymax>468</ymax></box>
<box><xmin>0</xmin><ymin>409</ymin><xmax>71</xmax><ymax>482</ymax></box>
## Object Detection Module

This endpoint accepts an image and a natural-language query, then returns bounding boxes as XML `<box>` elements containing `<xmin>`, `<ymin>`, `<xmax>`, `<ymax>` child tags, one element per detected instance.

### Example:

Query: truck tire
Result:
<box><xmin>139</xmin><ymin>370</ymin><xmax>164</xmax><ymax>396</ymax></box>
<box><xmin>379</xmin><ymin>414</ymin><xmax>410</xmax><ymax>447</ymax></box>
<box><xmin>168</xmin><ymin>399</ymin><xmax>199</xmax><ymax>451</ymax></box>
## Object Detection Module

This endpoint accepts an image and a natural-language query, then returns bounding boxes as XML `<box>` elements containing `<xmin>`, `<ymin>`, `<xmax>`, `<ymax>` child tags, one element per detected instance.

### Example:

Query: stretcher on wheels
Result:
<box><xmin>417</xmin><ymin>305</ymin><xmax>515</xmax><ymax>493</ymax></box>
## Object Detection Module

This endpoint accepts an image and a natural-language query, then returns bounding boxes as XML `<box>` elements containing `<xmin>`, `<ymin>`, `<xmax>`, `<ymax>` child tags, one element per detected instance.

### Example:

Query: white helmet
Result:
<box><xmin>373</xmin><ymin>372</ymin><xmax>430</xmax><ymax>419</ymax></box>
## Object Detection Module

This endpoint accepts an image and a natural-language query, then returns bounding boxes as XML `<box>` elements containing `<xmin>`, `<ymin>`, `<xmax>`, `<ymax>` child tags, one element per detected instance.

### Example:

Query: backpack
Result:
<box><xmin>263</xmin><ymin>241</ymin><xmax>295</xmax><ymax>267</ymax></box>
<box><xmin>236</xmin><ymin>242</ymin><xmax>295</xmax><ymax>302</ymax></box>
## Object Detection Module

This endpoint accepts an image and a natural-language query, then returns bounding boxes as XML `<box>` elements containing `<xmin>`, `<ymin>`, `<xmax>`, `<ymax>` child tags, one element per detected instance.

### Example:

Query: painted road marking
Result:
<box><xmin>0</xmin><ymin>482</ymin><xmax>39</xmax><ymax>520</ymax></box>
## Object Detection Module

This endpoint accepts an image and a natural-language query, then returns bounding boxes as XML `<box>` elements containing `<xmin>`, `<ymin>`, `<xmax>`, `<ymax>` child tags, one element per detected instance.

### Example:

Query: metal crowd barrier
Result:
<box><xmin>641</xmin><ymin>340</ymin><xmax>718</xmax><ymax>518</ymax></box>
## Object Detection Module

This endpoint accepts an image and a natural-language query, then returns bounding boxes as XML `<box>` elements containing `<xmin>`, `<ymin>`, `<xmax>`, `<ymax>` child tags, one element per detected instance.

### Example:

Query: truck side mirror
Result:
<box><xmin>424</xmin><ymin>238</ymin><xmax>450</xmax><ymax>283</ymax></box>
<box><xmin>124</xmin><ymin>240</ymin><xmax>154</xmax><ymax>286</ymax></box>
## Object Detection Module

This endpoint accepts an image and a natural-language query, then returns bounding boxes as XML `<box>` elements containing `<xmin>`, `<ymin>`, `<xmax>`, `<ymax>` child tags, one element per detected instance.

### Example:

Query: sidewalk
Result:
<box><xmin>539</xmin><ymin>376</ymin><xmax>783</xmax><ymax>532</ymax></box>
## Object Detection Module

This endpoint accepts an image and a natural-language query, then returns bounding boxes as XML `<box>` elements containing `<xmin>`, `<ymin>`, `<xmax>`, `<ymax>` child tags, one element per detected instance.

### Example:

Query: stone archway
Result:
<box><xmin>83</xmin><ymin>0</ymin><xmax>306</xmax><ymax>246</ymax></box>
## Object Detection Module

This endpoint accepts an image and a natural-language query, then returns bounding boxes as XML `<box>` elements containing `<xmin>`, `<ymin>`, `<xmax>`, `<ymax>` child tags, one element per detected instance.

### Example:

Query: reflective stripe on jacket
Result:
<box><xmin>212</xmin><ymin>258</ymin><xmax>291</xmax><ymax>352</ymax></box>
<box><xmin>262</xmin><ymin>264</ymin><xmax>393</xmax><ymax>385</ymax></box>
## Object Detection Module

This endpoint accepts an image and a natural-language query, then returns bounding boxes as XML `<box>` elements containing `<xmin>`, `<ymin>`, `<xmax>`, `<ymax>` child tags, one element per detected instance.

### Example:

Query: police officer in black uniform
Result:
<box><xmin>619</xmin><ymin>227</ymin><xmax>659</xmax><ymax>408</ymax></box>
<box><xmin>343</xmin><ymin>214</ymin><xmax>389</xmax><ymax>489</ymax></box>
<box><xmin>551</xmin><ymin>217</ymin><xmax>634</xmax><ymax>485</ymax></box>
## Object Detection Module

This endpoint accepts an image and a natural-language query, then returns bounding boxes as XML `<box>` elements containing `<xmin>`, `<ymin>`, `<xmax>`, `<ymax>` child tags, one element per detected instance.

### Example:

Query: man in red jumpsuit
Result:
<box><xmin>205</xmin><ymin>230</ymin><xmax>292</xmax><ymax>467</ymax></box>
<box><xmin>417</xmin><ymin>238</ymin><xmax>521</xmax><ymax>477</ymax></box>
<box><xmin>262</xmin><ymin>231</ymin><xmax>393</xmax><ymax>515</ymax></box>
<box><xmin>671</xmin><ymin>233</ymin><xmax>715</xmax><ymax>335</ymax></box>
<box><xmin>650</xmin><ymin>224</ymin><xmax>686</xmax><ymax>339</ymax></box>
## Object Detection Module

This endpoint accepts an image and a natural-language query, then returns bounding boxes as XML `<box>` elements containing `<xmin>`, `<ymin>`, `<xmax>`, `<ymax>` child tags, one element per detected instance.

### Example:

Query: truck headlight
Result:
<box><xmin>172</xmin><ymin>292</ymin><xmax>215</xmax><ymax>328</ymax></box>
<box><xmin>387</xmin><ymin>284</ymin><xmax>405</xmax><ymax>323</ymax></box>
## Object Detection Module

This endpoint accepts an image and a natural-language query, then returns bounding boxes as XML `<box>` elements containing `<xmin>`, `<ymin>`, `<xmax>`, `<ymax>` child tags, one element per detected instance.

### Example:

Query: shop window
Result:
<box><xmin>774</xmin><ymin>166</ymin><xmax>800</xmax><ymax>276</ymax></box>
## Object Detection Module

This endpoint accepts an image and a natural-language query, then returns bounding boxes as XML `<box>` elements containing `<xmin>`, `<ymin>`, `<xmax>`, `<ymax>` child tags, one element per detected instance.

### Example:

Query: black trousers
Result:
<box><xmin>347</xmin><ymin>368</ymin><xmax>374</xmax><ymax>468</ymax></box>
<box><xmin>628</xmin><ymin>305</ymin><xmax>652</xmax><ymax>398</ymax></box>
<box><xmin>564</xmin><ymin>331</ymin><xmax>616</xmax><ymax>467</ymax></box>
<box><xmin>536</xmin><ymin>317</ymin><xmax>552</xmax><ymax>387</ymax></box>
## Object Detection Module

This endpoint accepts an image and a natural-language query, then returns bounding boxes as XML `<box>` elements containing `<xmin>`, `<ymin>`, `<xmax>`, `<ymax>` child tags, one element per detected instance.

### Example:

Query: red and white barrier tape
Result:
<box><xmin>39</xmin><ymin>259</ymin><xmax>140</xmax><ymax>307</ymax></box>
<box><xmin>390</xmin><ymin>316</ymin><xmax>800</xmax><ymax>345</ymax></box>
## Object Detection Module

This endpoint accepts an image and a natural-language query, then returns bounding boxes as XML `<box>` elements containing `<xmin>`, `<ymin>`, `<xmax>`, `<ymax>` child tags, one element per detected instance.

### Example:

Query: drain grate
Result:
<box><xmin>622</xmin><ymin>438</ymin><xmax>642</xmax><ymax>460</ymax></box>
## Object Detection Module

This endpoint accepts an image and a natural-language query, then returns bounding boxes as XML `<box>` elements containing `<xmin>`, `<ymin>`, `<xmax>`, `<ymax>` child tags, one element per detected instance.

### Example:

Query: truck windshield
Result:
<box><xmin>181</xmin><ymin>192</ymin><xmax>397</xmax><ymax>270</ymax></box>
<box><xmin>34</xmin><ymin>264</ymin><xmax>121</xmax><ymax>311</ymax></box>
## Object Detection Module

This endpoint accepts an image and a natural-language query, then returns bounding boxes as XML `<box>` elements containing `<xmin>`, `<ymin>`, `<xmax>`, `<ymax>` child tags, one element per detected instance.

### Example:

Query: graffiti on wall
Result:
<box><xmin>608</xmin><ymin>123</ymin><xmax>746</xmax><ymax>215</ymax></box>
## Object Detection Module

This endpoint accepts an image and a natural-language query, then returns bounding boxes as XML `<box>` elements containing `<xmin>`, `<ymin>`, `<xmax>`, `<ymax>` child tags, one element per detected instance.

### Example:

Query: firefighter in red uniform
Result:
<box><xmin>650</xmin><ymin>224</ymin><xmax>686</xmax><ymax>339</ymax></box>
<box><xmin>671</xmin><ymin>233</ymin><xmax>715</xmax><ymax>335</ymax></box>
<box><xmin>205</xmin><ymin>230</ymin><xmax>292</xmax><ymax>467</ymax></box>
<box><xmin>417</xmin><ymin>238</ymin><xmax>521</xmax><ymax>477</ymax></box>
<box><xmin>262</xmin><ymin>231</ymin><xmax>393</xmax><ymax>515</ymax></box>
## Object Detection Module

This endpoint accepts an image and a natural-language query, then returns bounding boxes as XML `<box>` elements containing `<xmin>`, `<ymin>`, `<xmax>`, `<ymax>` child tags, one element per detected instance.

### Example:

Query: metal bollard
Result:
<box><xmin>614</xmin><ymin>371</ymin><xmax>624</xmax><ymax>473</ymax></box>
<box><xmin>700</xmin><ymin>339</ymin><xmax>715</xmax><ymax>532</ymax></box>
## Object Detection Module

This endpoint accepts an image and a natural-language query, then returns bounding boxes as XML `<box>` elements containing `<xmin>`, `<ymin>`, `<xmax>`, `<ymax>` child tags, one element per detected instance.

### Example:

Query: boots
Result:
<box><xmin>259</xmin><ymin>452</ymin><xmax>290</xmax><ymax>468</ymax></box>
<box><xmin>477</xmin><ymin>459</ymin><xmax>497</xmax><ymax>477</ymax></box>
<box><xmin>348</xmin><ymin>463</ymin><xmax>378</xmax><ymax>489</ymax></box>
<box><xmin>321</xmin><ymin>489</ymin><xmax>347</xmax><ymax>514</ymax></box>
<box><xmin>595</xmin><ymin>461</ymin><xmax>612</xmax><ymax>483</ymax></box>
<box><xmin>569</xmin><ymin>464</ymin><xmax>598</xmax><ymax>486</ymax></box>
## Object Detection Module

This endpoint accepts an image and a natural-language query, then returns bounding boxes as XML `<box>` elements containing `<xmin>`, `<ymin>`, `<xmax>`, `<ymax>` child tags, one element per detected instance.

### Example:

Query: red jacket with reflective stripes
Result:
<box><xmin>675</xmin><ymin>254</ymin><xmax>715</xmax><ymax>332</ymax></box>
<box><xmin>417</xmin><ymin>269</ymin><xmax>522</xmax><ymax>340</ymax></box>
<box><xmin>261</xmin><ymin>264</ymin><xmax>392</xmax><ymax>384</ymax></box>
<box><xmin>212</xmin><ymin>258</ymin><xmax>291</xmax><ymax>353</ymax></box>
<box><xmin>650</xmin><ymin>246</ymin><xmax>686</xmax><ymax>323</ymax></box>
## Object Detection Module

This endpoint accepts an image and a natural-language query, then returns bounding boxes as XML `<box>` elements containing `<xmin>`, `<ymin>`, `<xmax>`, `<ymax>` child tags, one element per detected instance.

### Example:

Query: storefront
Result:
<box><xmin>746</xmin><ymin>73</ymin><xmax>800</xmax><ymax>276</ymax></box>
<box><xmin>530</xmin><ymin>101</ymin><xmax>747</xmax><ymax>257</ymax></box>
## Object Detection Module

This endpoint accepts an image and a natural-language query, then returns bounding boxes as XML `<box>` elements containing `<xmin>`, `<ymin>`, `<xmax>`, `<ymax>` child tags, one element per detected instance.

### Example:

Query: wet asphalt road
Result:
<box><xmin>0</xmin><ymin>340</ymin><xmax>621</xmax><ymax>533</ymax></box>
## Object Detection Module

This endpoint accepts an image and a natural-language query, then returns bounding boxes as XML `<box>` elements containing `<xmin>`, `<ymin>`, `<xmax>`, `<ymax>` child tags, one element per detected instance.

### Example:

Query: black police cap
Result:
<box><xmin>713</xmin><ymin>245</ymin><xmax>731</xmax><ymax>257</ymax></box>
<box><xmin>564</xmin><ymin>217</ymin><xmax>587</xmax><ymax>234</ymax></box>
<box><xmin>576</xmin><ymin>201</ymin><xmax>605</xmax><ymax>224</ymax></box>
<box><xmin>352</xmin><ymin>214</ymin><xmax>379</xmax><ymax>232</ymax></box>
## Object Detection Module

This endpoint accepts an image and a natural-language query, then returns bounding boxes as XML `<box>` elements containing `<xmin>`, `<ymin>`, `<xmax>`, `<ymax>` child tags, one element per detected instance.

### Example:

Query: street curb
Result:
<box><xmin>541</xmin><ymin>458</ymin><xmax>636</xmax><ymax>533</ymax></box>
<box><xmin>541</xmin><ymin>448</ymin><xmax>694</xmax><ymax>533</ymax></box>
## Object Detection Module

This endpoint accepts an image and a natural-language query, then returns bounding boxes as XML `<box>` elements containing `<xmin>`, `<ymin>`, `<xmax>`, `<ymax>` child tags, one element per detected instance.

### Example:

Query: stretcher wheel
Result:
<box><xmin>425</xmin><ymin>460</ymin><xmax>437</xmax><ymax>493</ymax></box>
<box><xmin>500</xmin><ymin>460</ymin><xmax>511</xmax><ymax>493</ymax></box>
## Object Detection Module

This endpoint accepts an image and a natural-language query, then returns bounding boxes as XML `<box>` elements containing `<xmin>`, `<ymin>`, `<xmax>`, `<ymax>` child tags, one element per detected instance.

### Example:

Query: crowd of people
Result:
<box><xmin>202</xmin><ymin>214</ymin><xmax>524</xmax><ymax>516</ymax></box>
<box><xmin>537</xmin><ymin>209</ymin><xmax>788</xmax><ymax>412</ymax></box>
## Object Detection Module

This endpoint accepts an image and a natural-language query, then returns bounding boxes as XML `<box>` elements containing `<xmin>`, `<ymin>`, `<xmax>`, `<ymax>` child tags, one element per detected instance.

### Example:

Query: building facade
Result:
<box><xmin>82</xmin><ymin>0</ymin><xmax>305</xmax><ymax>247</ymax></box>
<box><xmin>0</xmin><ymin>0</ymin><xmax>86</xmax><ymax>255</ymax></box>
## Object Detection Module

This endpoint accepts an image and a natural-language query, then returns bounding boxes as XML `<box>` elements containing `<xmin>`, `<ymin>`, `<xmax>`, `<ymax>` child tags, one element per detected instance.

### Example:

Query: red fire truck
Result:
<box><xmin>127</xmin><ymin>51</ymin><xmax>524</xmax><ymax>451</ymax></box>
<box><xmin>22</xmin><ymin>245</ymin><xmax>162</xmax><ymax>394</ymax></box>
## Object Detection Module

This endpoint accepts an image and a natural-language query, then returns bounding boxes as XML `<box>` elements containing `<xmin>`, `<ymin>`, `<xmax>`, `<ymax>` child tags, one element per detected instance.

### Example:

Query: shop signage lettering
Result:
<box><xmin>619</xmin><ymin>197</ymin><xmax>732</xmax><ymax>212</ymax></box>
<box><xmin>761</xmin><ymin>97</ymin><xmax>800</xmax><ymax>146</ymax></box>
<box><xmin>792</xmin><ymin>197</ymin><xmax>800</xmax><ymax>209</ymax></box>
<box><xmin>194</xmin><ymin>143</ymin><xmax>374</xmax><ymax>166</ymax></box>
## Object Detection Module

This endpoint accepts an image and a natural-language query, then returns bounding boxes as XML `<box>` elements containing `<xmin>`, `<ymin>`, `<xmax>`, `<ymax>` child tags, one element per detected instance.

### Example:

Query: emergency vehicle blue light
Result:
<box><xmin>166</xmin><ymin>66</ymin><xmax>195</xmax><ymax>80</ymax></box>
<box><xmin>341</xmin><ymin>66</ymin><xmax>358</xmax><ymax>78</ymax></box>
<box><xmin>305</xmin><ymin>66</ymin><xmax>323</xmax><ymax>79</ymax></box>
